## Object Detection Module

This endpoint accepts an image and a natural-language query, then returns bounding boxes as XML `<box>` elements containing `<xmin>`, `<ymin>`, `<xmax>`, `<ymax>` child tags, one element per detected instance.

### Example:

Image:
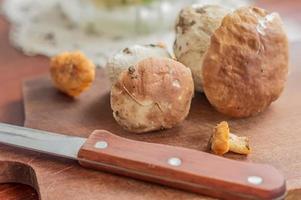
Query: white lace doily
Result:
<box><xmin>2</xmin><ymin>0</ymin><xmax>300</xmax><ymax>67</ymax></box>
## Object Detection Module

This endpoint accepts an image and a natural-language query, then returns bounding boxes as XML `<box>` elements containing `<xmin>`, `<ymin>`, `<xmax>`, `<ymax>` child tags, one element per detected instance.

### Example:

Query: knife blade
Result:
<box><xmin>0</xmin><ymin>122</ymin><xmax>286</xmax><ymax>200</ymax></box>
<box><xmin>0</xmin><ymin>122</ymin><xmax>85</xmax><ymax>159</ymax></box>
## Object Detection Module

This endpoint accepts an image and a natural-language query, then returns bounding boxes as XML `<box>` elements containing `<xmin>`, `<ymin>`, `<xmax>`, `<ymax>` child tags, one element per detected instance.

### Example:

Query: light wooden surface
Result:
<box><xmin>0</xmin><ymin>0</ymin><xmax>300</xmax><ymax>199</ymax></box>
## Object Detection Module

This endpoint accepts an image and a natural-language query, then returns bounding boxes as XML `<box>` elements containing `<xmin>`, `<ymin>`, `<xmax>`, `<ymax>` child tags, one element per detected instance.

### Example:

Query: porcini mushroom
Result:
<box><xmin>202</xmin><ymin>7</ymin><xmax>289</xmax><ymax>117</ymax></box>
<box><xmin>209</xmin><ymin>121</ymin><xmax>251</xmax><ymax>155</ymax></box>
<box><xmin>111</xmin><ymin>57</ymin><xmax>194</xmax><ymax>133</ymax></box>
<box><xmin>174</xmin><ymin>5</ymin><xmax>230</xmax><ymax>92</ymax></box>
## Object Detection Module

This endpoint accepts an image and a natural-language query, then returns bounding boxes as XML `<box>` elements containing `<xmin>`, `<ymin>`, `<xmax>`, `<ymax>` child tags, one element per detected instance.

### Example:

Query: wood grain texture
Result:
<box><xmin>78</xmin><ymin>130</ymin><xmax>285</xmax><ymax>200</ymax></box>
<box><xmin>0</xmin><ymin>0</ymin><xmax>301</xmax><ymax>199</ymax></box>
<box><xmin>16</xmin><ymin>58</ymin><xmax>301</xmax><ymax>200</ymax></box>
<box><xmin>0</xmin><ymin>184</ymin><xmax>38</xmax><ymax>200</ymax></box>
<box><xmin>0</xmin><ymin>161</ymin><xmax>40</xmax><ymax>198</ymax></box>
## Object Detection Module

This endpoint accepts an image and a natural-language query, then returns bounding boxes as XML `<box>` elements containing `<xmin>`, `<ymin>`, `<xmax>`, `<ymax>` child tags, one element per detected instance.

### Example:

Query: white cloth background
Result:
<box><xmin>1</xmin><ymin>0</ymin><xmax>300</xmax><ymax>67</ymax></box>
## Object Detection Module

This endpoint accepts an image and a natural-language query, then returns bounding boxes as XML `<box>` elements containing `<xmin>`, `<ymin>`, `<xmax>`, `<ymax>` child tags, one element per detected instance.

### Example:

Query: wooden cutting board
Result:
<box><xmin>1</xmin><ymin>65</ymin><xmax>301</xmax><ymax>199</ymax></box>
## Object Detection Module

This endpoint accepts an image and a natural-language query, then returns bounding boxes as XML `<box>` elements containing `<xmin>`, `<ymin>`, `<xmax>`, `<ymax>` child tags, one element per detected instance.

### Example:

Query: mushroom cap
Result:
<box><xmin>50</xmin><ymin>51</ymin><xmax>95</xmax><ymax>97</ymax></box>
<box><xmin>202</xmin><ymin>7</ymin><xmax>289</xmax><ymax>118</ymax></box>
<box><xmin>174</xmin><ymin>5</ymin><xmax>230</xmax><ymax>92</ymax></box>
<box><xmin>210</xmin><ymin>121</ymin><xmax>230</xmax><ymax>155</ymax></box>
<box><xmin>106</xmin><ymin>44</ymin><xmax>171</xmax><ymax>85</ymax></box>
<box><xmin>111</xmin><ymin>57</ymin><xmax>194</xmax><ymax>133</ymax></box>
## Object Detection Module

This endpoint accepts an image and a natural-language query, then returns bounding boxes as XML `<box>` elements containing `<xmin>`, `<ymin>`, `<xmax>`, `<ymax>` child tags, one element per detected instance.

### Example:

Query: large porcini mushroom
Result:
<box><xmin>110</xmin><ymin>57</ymin><xmax>194</xmax><ymax>133</ymax></box>
<box><xmin>202</xmin><ymin>7</ymin><xmax>289</xmax><ymax>117</ymax></box>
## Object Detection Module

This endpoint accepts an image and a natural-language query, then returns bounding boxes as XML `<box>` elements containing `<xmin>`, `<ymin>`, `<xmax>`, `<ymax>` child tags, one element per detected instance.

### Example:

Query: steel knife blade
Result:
<box><xmin>0</xmin><ymin>122</ymin><xmax>85</xmax><ymax>159</ymax></box>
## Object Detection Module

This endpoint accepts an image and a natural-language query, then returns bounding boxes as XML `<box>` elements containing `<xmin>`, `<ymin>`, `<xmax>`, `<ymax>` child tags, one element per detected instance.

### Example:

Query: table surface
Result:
<box><xmin>0</xmin><ymin>0</ymin><xmax>300</xmax><ymax>199</ymax></box>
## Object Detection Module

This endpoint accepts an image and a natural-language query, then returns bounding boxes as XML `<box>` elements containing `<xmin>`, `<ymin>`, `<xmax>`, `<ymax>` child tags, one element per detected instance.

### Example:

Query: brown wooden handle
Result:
<box><xmin>77</xmin><ymin>130</ymin><xmax>286</xmax><ymax>200</ymax></box>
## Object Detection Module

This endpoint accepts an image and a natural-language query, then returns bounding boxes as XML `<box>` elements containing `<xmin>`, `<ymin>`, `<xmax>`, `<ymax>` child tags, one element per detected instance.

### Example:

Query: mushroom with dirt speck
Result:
<box><xmin>106</xmin><ymin>44</ymin><xmax>171</xmax><ymax>85</ymax></box>
<box><xmin>111</xmin><ymin>57</ymin><xmax>194</xmax><ymax>133</ymax></box>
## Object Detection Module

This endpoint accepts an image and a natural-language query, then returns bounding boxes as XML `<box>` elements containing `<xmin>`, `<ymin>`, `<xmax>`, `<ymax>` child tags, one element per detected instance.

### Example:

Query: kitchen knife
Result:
<box><xmin>0</xmin><ymin>122</ymin><xmax>286</xmax><ymax>200</ymax></box>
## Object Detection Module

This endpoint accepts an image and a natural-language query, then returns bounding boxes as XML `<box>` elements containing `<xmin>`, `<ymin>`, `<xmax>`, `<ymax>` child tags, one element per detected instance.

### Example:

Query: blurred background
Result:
<box><xmin>2</xmin><ymin>0</ymin><xmax>300</xmax><ymax>67</ymax></box>
<box><xmin>1</xmin><ymin>0</ymin><xmax>255</xmax><ymax>66</ymax></box>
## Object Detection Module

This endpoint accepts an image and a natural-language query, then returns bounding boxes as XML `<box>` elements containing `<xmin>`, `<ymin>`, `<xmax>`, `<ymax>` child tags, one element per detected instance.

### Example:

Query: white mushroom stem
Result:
<box><xmin>229</xmin><ymin>133</ymin><xmax>251</xmax><ymax>155</ymax></box>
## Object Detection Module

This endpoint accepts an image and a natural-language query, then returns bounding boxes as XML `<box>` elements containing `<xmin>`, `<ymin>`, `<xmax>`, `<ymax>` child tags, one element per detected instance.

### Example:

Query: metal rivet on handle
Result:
<box><xmin>95</xmin><ymin>141</ymin><xmax>108</xmax><ymax>149</ymax></box>
<box><xmin>167</xmin><ymin>157</ymin><xmax>182</xmax><ymax>167</ymax></box>
<box><xmin>247</xmin><ymin>176</ymin><xmax>263</xmax><ymax>185</ymax></box>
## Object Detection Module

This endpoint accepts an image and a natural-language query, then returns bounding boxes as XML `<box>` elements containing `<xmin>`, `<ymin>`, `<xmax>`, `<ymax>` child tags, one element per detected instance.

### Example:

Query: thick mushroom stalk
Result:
<box><xmin>174</xmin><ymin>5</ymin><xmax>230</xmax><ymax>92</ymax></box>
<box><xmin>106</xmin><ymin>43</ymin><xmax>171</xmax><ymax>85</ymax></box>
<box><xmin>209</xmin><ymin>121</ymin><xmax>251</xmax><ymax>155</ymax></box>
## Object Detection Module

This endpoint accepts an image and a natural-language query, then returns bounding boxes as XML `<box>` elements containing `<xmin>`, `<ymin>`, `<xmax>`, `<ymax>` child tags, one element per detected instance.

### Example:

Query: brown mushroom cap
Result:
<box><xmin>111</xmin><ymin>57</ymin><xmax>194</xmax><ymax>133</ymax></box>
<box><xmin>202</xmin><ymin>7</ymin><xmax>289</xmax><ymax>118</ymax></box>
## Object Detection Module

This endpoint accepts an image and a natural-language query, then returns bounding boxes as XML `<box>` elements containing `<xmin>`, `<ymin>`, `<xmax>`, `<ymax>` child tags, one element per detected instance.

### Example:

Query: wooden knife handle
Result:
<box><xmin>77</xmin><ymin>130</ymin><xmax>286</xmax><ymax>200</ymax></box>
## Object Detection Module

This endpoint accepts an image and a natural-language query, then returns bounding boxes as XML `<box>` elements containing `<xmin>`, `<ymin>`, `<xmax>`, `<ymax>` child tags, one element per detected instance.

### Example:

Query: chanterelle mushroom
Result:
<box><xmin>50</xmin><ymin>51</ymin><xmax>95</xmax><ymax>97</ymax></box>
<box><xmin>209</xmin><ymin>121</ymin><xmax>251</xmax><ymax>155</ymax></box>
<box><xmin>229</xmin><ymin>133</ymin><xmax>251</xmax><ymax>155</ymax></box>
<box><xmin>210</xmin><ymin>121</ymin><xmax>230</xmax><ymax>155</ymax></box>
